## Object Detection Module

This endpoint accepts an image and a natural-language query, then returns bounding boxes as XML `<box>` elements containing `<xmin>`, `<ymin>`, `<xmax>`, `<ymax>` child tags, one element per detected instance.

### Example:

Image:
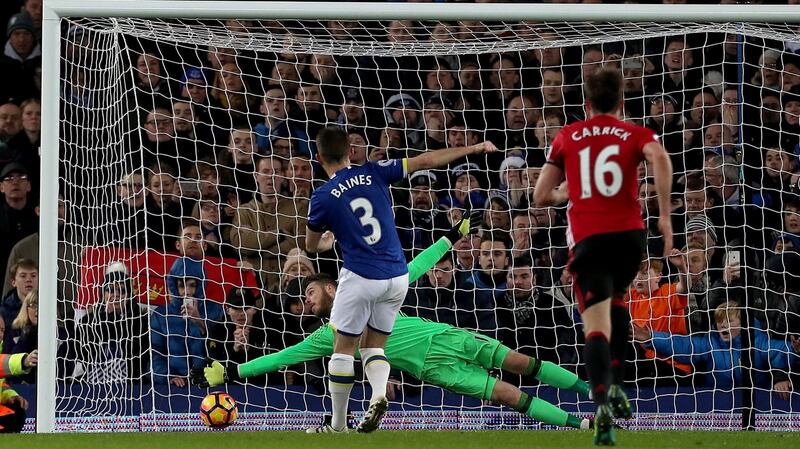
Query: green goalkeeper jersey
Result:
<box><xmin>239</xmin><ymin>237</ymin><xmax>454</xmax><ymax>379</ymax></box>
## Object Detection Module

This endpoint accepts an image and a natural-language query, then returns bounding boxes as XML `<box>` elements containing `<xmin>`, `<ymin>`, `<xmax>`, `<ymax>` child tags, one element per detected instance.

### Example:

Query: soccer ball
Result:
<box><xmin>199</xmin><ymin>391</ymin><xmax>238</xmax><ymax>429</ymax></box>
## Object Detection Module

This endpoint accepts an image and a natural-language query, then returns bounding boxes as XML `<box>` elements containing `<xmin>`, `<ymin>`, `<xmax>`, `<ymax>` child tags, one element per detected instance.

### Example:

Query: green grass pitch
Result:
<box><xmin>3</xmin><ymin>430</ymin><xmax>800</xmax><ymax>449</ymax></box>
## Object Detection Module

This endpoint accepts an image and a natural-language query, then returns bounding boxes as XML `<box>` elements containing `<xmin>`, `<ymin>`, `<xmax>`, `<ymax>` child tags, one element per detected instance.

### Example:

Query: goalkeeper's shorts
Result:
<box><xmin>420</xmin><ymin>329</ymin><xmax>510</xmax><ymax>400</ymax></box>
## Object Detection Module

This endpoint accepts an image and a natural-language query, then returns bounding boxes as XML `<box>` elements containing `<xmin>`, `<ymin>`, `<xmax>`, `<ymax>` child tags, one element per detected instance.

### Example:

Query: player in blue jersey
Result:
<box><xmin>305</xmin><ymin>127</ymin><xmax>497</xmax><ymax>433</ymax></box>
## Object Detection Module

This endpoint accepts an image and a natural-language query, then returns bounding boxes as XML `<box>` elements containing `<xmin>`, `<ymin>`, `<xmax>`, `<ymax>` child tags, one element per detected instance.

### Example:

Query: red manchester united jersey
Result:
<box><xmin>547</xmin><ymin>114</ymin><xmax>658</xmax><ymax>246</ymax></box>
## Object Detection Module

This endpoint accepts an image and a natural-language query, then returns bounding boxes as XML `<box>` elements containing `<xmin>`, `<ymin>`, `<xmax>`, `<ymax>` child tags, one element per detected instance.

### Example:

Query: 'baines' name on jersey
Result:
<box><xmin>571</xmin><ymin>126</ymin><xmax>631</xmax><ymax>142</ymax></box>
<box><xmin>330</xmin><ymin>174</ymin><xmax>373</xmax><ymax>198</ymax></box>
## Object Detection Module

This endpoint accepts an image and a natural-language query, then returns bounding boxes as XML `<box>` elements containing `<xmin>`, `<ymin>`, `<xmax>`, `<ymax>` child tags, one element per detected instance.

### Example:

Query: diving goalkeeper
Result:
<box><xmin>192</xmin><ymin>211</ymin><xmax>591</xmax><ymax>431</ymax></box>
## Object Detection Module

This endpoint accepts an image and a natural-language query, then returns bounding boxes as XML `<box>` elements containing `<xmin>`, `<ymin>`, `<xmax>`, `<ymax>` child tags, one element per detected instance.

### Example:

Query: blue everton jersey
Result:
<box><xmin>308</xmin><ymin>159</ymin><xmax>409</xmax><ymax>280</ymax></box>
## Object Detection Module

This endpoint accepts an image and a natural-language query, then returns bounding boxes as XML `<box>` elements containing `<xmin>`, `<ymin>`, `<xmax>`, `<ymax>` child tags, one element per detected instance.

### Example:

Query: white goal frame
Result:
<box><xmin>38</xmin><ymin>0</ymin><xmax>800</xmax><ymax>433</ymax></box>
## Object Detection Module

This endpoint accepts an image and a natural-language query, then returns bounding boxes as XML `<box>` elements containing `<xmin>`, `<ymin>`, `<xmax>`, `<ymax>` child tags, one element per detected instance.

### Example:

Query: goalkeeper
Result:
<box><xmin>192</xmin><ymin>211</ymin><xmax>591</xmax><ymax>431</ymax></box>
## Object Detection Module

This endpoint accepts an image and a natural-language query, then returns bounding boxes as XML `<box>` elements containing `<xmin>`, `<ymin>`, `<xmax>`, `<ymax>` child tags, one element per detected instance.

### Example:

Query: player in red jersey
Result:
<box><xmin>534</xmin><ymin>68</ymin><xmax>673</xmax><ymax>446</ymax></box>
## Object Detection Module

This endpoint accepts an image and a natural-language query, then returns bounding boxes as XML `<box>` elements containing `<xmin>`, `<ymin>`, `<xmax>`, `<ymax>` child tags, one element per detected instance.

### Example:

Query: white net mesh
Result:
<box><xmin>44</xmin><ymin>16</ymin><xmax>800</xmax><ymax>431</ymax></box>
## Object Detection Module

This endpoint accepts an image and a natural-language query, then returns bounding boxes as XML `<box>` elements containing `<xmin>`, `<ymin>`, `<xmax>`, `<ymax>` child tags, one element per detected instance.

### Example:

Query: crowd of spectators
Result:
<box><xmin>1</xmin><ymin>0</ymin><xmax>800</xmax><ymax>407</ymax></box>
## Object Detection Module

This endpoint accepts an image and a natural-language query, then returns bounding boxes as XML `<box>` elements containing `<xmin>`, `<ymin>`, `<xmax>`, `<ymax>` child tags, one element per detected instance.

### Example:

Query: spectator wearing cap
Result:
<box><xmin>0</xmin><ymin>163</ymin><xmax>36</xmax><ymax>284</ymax></box>
<box><xmin>255</xmin><ymin>85</ymin><xmax>314</xmax><ymax>158</ymax></box>
<box><xmin>439</xmin><ymin>162</ymin><xmax>487</xmax><ymax>210</ymax></box>
<box><xmin>336</xmin><ymin>88</ymin><xmax>367</xmax><ymax>130</ymax></box>
<box><xmin>279</xmin><ymin>248</ymin><xmax>316</xmax><ymax>292</ymax></box>
<box><xmin>422</xmin><ymin>96</ymin><xmax>454</xmax><ymax>150</ymax></box>
<box><xmin>751</xmin><ymin>49</ymin><xmax>783</xmax><ymax>92</ymax></box>
<box><xmin>151</xmin><ymin>254</ymin><xmax>211</xmax><ymax>386</ymax></box>
<box><xmin>644</xmin><ymin>92</ymin><xmax>684</xmax><ymax>159</ymax></box>
<box><xmin>492</xmin><ymin>155</ymin><xmax>527</xmax><ymax>209</ymax></box>
<box><xmin>177</xmin><ymin>66</ymin><xmax>228</xmax><ymax>138</ymax></box>
<box><xmin>396</xmin><ymin>170</ymin><xmax>451</xmax><ymax>261</ymax></box>
<box><xmin>0</xmin><ymin>12</ymin><xmax>39</xmax><ymax>104</ymax></box>
<box><xmin>384</xmin><ymin>93</ymin><xmax>424</xmax><ymax>150</ymax></box>
<box><xmin>622</xmin><ymin>55</ymin><xmax>647</xmax><ymax>120</ymax></box>
<box><xmin>206</xmin><ymin>287</ymin><xmax>266</xmax><ymax>370</ymax></box>
<box><xmin>684</xmin><ymin>213</ymin><xmax>728</xmax><ymax>283</ymax></box>
<box><xmin>77</xmin><ymin>261</ymin><xmax>150</xmax><ymax>384</ymax></box>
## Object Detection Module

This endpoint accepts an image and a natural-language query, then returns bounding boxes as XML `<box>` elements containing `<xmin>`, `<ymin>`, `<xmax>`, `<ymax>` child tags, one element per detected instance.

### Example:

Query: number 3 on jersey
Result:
<box><xmin>578</xmin><ymin>144</ymin><xmax>623</xmax><ymax>199</ymax></box>
<box><xmin>350</xmin><ymin>197</ymin><xmax>382</xmax><ymax>245</ymax></box>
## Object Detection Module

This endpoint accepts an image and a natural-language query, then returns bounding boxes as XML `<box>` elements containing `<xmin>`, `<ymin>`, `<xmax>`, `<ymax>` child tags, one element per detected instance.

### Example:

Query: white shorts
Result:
<box><xmin>329</xmin><ymin>268</ymin><xmax>409</xmax><ymax>336</ymax></box>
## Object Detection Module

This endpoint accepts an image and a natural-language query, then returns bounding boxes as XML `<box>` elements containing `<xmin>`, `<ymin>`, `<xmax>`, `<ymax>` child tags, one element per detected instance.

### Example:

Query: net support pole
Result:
<box><xmin>734</xmin><ymin>28</ymin><xmax>757</xmax><ymax>432</ymax></box>
<box><xmin>37</xmin><ymin>1</ymin><xmax>63</xmax><ymax>434</ymax></box>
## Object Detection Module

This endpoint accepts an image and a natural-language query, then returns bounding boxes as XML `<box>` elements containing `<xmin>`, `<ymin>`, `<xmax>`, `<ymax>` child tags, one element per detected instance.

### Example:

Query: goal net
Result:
<box><xmin>42</xmin><ymin>13</ymin><xmax>800</xmax><ymax>432</ymax></box>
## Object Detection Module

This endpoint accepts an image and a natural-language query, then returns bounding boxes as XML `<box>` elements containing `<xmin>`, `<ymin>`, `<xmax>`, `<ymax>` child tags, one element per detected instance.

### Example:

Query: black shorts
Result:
<box><xmin>569</xmin><ymin>229</ymin><xmax>646</xmax><ymax>312</ymax></box>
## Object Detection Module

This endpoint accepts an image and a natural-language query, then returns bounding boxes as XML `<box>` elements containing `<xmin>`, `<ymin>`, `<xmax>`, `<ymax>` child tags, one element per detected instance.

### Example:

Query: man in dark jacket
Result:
<box><xmin>497</xmin><ymin>256</ymin><xmax>580</xmax><ymax>372</ymax></box>
<box><xmin>77</xmin><ymin>262</ymin><xmax>150</xmax><ymax>384</ymax></box>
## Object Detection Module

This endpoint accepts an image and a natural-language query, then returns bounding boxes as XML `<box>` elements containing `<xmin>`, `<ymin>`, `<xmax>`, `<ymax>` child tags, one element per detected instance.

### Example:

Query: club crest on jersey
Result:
<box><xmin>571</xmin><ymin>126</ymin><xmax>631</xmax><ymax>141</ymax></box>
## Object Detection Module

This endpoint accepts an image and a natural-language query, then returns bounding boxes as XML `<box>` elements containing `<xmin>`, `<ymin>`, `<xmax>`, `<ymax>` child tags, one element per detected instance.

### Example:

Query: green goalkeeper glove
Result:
<box><xmin>444</xmin><ymin>208</ymin><xmax>483</xmax><ymax>245</ymax></box>
<box><xmin>190</xmin><ymin>361</ymin><xmax>241</xmax><ymax>388</ymax></box>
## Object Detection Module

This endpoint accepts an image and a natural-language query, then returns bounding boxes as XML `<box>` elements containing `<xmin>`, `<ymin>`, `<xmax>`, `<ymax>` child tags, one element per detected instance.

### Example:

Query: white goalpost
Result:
<box><xmin>37</xmin><ymin>0</ymin><xmax>800</xmax><ymax>434</ymax></box>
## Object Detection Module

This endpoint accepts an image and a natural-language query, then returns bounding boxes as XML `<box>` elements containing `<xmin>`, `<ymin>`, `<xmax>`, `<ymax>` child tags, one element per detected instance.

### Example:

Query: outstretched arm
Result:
<box><xmin>407</xmin><ymin>209</ymin><xmax>483</xmax><ymax>283</ymax></box>
<box><xmin>643</xmin><ymin>141</ymin><xmax>674</xmax><ymax>256</ymax></box>
<box><xmin>191</xmin><ymin>325</ymin><xmax>335</xmax><ymax>387</ymax></box>
<box><xmin>405</xmin><ymin>141</ymin><xmax>498</xmax><ymax>174</ymax></box>
<box><xmin>533</xmin><ymin>162</ymin><xmax>567</xmax><ymax>207</ymax></box>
